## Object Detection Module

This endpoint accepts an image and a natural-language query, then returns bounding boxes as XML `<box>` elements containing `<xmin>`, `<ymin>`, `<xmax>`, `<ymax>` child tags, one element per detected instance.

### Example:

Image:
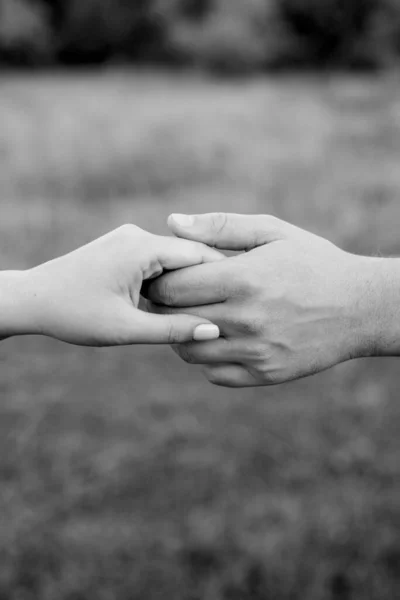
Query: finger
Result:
<box><xmin>167</xmin><ymin>213</ymin><xmax>293</xmax><ymax>251</ymax></box>
<box><xmin>127</xmin><ymin>310</ymin><xmax>220</xmax><ymax>345</ymax></box>
<box><xmin>202</xmin><ymin>364</ymin><xmax>260</xmax><ymax>388</ymax></box>
<box><xmin>171</xmin><ymin>338</ymin><xmax>239</xmax><ymax>365</ymax></box>
<box><xmin>146</xmin><ymin>260</ymin><xmax>235</xmax><ymax>307</ymax></box>
<box><xmin>149</xmin><ymin>302</ymin><xmax>260</xmax><ymax>341</ymax></box>
<box><xmin>147</xmin><ymin>301</ymin><xmax>227</xmax><ymax>330</ymax></box>
<box><xmin>154</xmin><ymin>235</ymin><xmax>225</xmax><ymax>272</ymax></box>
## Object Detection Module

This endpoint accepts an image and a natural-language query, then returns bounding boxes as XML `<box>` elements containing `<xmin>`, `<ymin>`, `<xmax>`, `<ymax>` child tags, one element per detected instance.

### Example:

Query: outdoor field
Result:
<box><xmin>0</xmin><ymin>72</ymin><xmax>399</xmax><ymax>600</ymax></box>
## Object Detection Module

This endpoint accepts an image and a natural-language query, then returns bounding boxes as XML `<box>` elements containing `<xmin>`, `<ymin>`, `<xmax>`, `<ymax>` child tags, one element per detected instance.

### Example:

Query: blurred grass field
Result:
<box><xmin>0</xmin><ymin>72</ymin><xmax>400</xmax><ymax>600</ymax></box>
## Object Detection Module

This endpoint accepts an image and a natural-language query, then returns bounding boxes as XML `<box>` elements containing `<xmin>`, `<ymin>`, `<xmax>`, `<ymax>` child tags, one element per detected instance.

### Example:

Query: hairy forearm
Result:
<box><xmin>359</xmin><ymin>257</ymin><xmax>400</xmax><ymax>357</ymax></box>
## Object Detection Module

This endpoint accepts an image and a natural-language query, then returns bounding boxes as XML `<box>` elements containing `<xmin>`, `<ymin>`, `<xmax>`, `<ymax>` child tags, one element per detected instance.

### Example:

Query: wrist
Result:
<box><xmin>0</xmin><ymin>270</ymin><xmax>41</xmax><ymax>339</ymax></box>
<box><xmin>347</xmin><ymin>255</ymin><xmax>400</xmax><ymax>358</ymax></box>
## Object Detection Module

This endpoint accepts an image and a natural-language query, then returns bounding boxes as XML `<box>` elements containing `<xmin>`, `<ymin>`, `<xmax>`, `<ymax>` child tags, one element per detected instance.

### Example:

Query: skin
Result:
<box><xmin>0</xmin><ymin>224</ymin><xmax>222</xmax><ymax>346</ymax></box>
<box><xmin>147</xmin><ymin>213</ymin><xmax>400</xmax><ymax>388</ymax></box>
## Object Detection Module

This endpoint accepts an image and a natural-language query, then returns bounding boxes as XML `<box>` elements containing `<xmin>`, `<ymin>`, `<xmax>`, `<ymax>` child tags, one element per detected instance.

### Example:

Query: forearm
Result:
<box><xmin>0</xmin><ymin>271</ymin><xmax>38</xmax><ymax>340</ymax></box>
<box><xmin>357</xmin><ymin>257</ymin><xmax>400</xmax><ymax>357</ymax></box>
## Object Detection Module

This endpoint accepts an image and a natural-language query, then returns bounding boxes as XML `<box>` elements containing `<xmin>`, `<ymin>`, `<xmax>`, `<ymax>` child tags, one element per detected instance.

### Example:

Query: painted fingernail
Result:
<box><xmin>193</xmin><ymin>324</ymin><xmax>220</xmax><ymax>341</ymax></box>
<box><xmin>170</xmin><ymin>214</ymin><xmax>195</xmax><ymax>227</ymax></box>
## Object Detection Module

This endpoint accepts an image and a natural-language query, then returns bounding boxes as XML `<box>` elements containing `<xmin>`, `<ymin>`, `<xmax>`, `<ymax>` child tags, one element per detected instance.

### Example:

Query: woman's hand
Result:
<box><xmin>1</xmin><ymin>225</ymin><xmax>222</xmax><ymax>346</ymax></box>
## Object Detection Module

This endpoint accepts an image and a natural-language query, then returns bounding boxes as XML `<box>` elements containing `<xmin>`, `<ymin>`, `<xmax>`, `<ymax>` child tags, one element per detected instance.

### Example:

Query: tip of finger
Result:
<box><xmin>193</xmin><ymin>324</ymin><xmax>220</xmax><ymax>342</ymax></box>
<box><xmin>168</xmin><ymin>214</ymin><xmax>193</xmax><ymax>230</ymax></box>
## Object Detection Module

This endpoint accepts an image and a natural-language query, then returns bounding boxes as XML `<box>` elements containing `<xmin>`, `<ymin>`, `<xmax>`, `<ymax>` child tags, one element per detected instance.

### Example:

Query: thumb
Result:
<box><xmin>127</xmin><ymin>310</ymin><xmax>220</xmax><ymax>345</ymax></box>
<box><xmin>167</xmin><ymin>213</ymin><xmax>291</xmax><ymax>251</ymax></box>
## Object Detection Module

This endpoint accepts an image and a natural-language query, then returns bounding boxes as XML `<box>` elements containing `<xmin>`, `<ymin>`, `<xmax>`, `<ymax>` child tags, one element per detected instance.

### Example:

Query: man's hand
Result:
<box><xmin>147</xmin><ymin>213</ymin><xmax>387</xmax><ymax>387</ymax></box>
<box><xmin>1</xmin><ymin>225</ymin><xmax>222</xmax><ymax>346</ymax></box>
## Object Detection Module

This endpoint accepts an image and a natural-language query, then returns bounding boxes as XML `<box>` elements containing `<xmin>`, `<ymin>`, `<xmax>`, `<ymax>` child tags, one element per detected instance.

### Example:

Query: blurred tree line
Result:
<box><xmin>1</xmin><ymin>0</ymin><xmax>400</xmax><ymax>72</ymax></box>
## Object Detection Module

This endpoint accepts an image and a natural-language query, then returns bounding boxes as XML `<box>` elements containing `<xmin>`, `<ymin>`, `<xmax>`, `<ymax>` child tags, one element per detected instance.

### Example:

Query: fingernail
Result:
<box><xmin>170</xmin><ymin>214</ymin><xmax>195</xmax><ymax>228</ymax></box>
<box><xmin>193</xmin><ymin>324</ymin><xmax>220</xmax><ymax>342</ymax></box>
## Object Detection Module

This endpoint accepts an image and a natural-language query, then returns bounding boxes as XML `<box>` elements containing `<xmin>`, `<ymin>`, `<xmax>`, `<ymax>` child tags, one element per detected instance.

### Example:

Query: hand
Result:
<box><xmin>6</xmin><ymin>224</ymin><xmax>222</xmax><ymax>346</ymax></box>
<box><xmin>147</xmin><ymin>213</ymin><xmax>380</xmax><ymax>387</ymax></box>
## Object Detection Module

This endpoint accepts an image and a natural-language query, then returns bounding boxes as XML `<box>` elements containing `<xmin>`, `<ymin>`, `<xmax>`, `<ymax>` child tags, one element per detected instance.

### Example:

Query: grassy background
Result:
<box><xmin>0</xmin><ymin>72</ymin><xmax>400</xmax><ymax>599</ymax></box>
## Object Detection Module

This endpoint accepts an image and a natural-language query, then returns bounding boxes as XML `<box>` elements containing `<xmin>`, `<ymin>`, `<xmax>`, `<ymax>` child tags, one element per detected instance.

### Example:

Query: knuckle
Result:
<box><xmin>157</xmin><ymin>281</ymin><xmax>176</xmax><ymax>306</ymax></box>
<box><xmin>254</xmin><ymin>360</ymin><xmax>271</xmax><ymax>377</ymax></box>
<box><xmin>115</xmin><ymin>223</ymin><xmax>146</xmax><ymax>248</ymax></box>
<box><xmin>218</xmin><ymin>266</ymin><xmax>252</xmax><ymax>300</ymax></box>
<box><xmin>240</xmin><ymin>270</ymin><xmax>261</xmax><ymax>297</ymax></box>
<box><xmin>118</xmin><ymin>223</ymin><xmax>139</xmax><ymax>237</ymax></box>
<box><xmin>166</xmin><ymin>319</ymin><xmax>184</xmax><ymax>344</ymax></box>
<box><xmin>228</xmin><ymin>269</ymin><xmax>248</xmax><ymax>295</ymax></box>
<box><xmin>257</xmin><ymin>364</ymin><xmax>280</xmax><ymax>386</ymax></box>
<box><xmin>262</xmin><ymin>214</ymin><xmax>281</xmax><ymax>229</ymax></box>
<box><xmin>243</xmin><ymin>318</ymin><xmax>262</xmax><ymax>335</ymax></box>
<box><xmin>210</xmin><ymin>212</ymin><xmax>228</xmax><ymax>241</ymax></box>
<box><xmin>247</xmin><ymin>349</ymin><xmax>281</xmax><ymax>385</ymax></box>
<box><xmin>246</xmin><ymin>342</ymin><xmax>268</xmax><ymax>362</ymax></box>
<box><xmin>228</xmin><ymin>258</ymin><xmax>262</xmax><ymax>297</ymax></box>
<box><xmin>214</xmin><ymin>279</ymin><xmax>230</xmax><ymax>301</ymax></box>
<box><xmin>193</xmin><ymin>271</ymin><xmax>227</xmax><ymax>299</ymax></box>
<box><xmin>232</xmin><ymin>308</ymin><xmax>263</xmax><ymax>335</ymax></box>
<box><xmin>263</xmin><ymin>214</ymin><xmax>279</xmax><ymax>225</ymax></box>
<box><xmin>262</xmin><ymin>373</ymin><xmax>279</xmax><ymax>386</ymax></box>
<box><xmin>176</xmin><ymin>345</ymin><xmax>196</xmax><ymax>364</ymax></box>
<box><xmin>260</xmin><ymin>215</ymin><xmax>286</xmax><ymax>241</ymax></box>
